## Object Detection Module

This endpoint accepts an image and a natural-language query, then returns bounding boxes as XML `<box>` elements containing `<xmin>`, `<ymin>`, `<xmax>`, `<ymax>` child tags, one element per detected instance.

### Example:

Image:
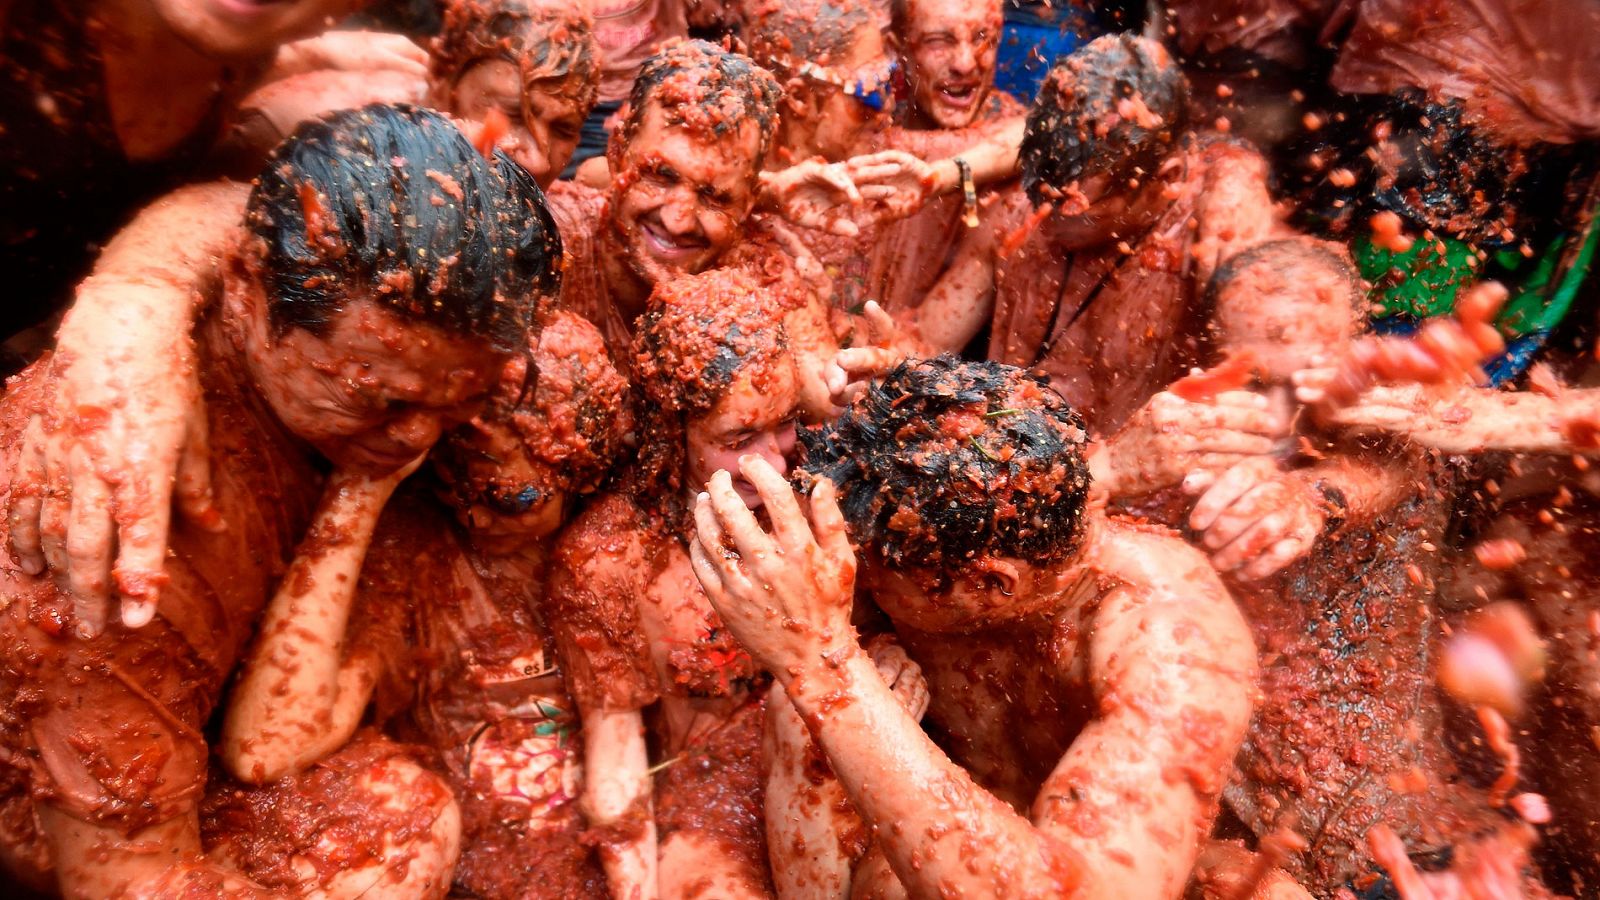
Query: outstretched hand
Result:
<box><xmin>10</xmin><ymin>341</ymin><xmax>219</xmax><ymax>636</ymax></box>
<box><xmin>761</xmin><ymin>160</ymin><xmax>865</xmax><ymax>237</ymax></box>
<box><xmin>826</xmin><ymin>301</ymin><xmax>914</xmax><ymax>407</ymax></box>
<box><xmin>1186</xmin><ymin>457</ymin><xmax>1323</xmax><ymax>580</ymax></box>
<box><xmin>844</xmin><ymin>151</ymin><xmax>937</xmax><ymax>224</ymax></box>
<box><xmin>689</xmin><ymin>456</ymin><xmax>858</xmax><ymax>677</ymax></box>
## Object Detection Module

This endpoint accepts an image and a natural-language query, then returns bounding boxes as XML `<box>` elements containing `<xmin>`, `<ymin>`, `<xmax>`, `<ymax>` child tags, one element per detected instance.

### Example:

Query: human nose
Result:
<box><xmin>752</xmin><ymin>432</ymin><xmax>789</xmax><ymax>476</ymax></box>
<box><xmin>659</xmin><ymin>189</ymin><xmax>700</xmax><ymax>235</ymax></box>
<box><xmin>951</xmin><ymin>40</ymin><xmax>978</xmax><ymax>75</ymax></box>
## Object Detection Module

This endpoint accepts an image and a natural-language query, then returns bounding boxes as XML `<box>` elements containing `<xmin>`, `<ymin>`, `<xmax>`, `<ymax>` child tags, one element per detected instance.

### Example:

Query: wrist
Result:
<box><xmin>782</xmin><ymin>639</ymin><xmax>869</xmax><ymax>714</ymax></box>
<box><xmin>931</xmin><ymin>158</ymin><xmax>961</xmax><ymax>196</ymax></box>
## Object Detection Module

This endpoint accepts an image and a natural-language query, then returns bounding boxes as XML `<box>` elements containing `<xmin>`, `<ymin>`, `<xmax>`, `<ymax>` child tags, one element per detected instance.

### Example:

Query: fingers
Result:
<box><xmin>739</xmin><ymin>456</ymin><xmax>811</xmax><ymax>556</ymax></box>
<box><xmin>1239</xmin><ymin>536</ymin><xmax>1312</xmax><ymax>581</ymax></box>
<box><xmin>835</xmin><ymin>346</ymin><xmax>900</xmax><ymax>377</ymax></box>
<box><xmin>174</xmin><ymin>406</ymin><xmax>220</xmax><ymax>531</ymax></box>
<box><xmin>10</xmin><ymin>417</ymin><xmax>47</xmax><ymax>575</ymax></box>
<box><xmin>65</xmin><ymin>448</ymin><xmax>114</xmax><ymax>637</ymax></box>
<box><xmin>706</xmin><ymin>469</ymin><xmax>777</xmax><ymax>563</ymax></box>
<box><xmin>862</xmin><ymin>300</ymin><xmax>896</xmax><ymax>342</ymax></box>
<box><xmin>1209</xmin><ymin>508</ymin><xmax>1289</xmax><ymax>571</ymax></box>
<box><xmin>808</xmin><ymin>477</ymin><xmax>855</xmax><ymax>568</ymax></box>
<box><xmin>824</xmin><ymin>217</ymin><xmax>861</xmax><ymax>238</ymax></box>
<box><xmin>691</xmin><ymin>492</ymin><xmax>753</xmax><ymax>600</ymax></box>
<box><xmin>38</xmin><ymin>447</ymin><xmax>71</xmax><ymax>583</ymax></box>
<box><xmin>689</xmin><ymin>540</ymin><xmax>730</xmax><ymax>612</ymax></box>
<box><xmin>1189</xmin><ymin>458</ymin><xmax>1276</xmax><ymax>532</ymax></box>
<box><xmin>814</xmin><ymin>165</ymin><xmax>862</xmax><ymax>205</ymax></box>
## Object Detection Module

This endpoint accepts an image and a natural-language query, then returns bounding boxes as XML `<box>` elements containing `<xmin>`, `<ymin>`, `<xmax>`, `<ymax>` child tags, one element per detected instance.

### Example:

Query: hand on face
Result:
<box><xmin>689</xmin><ymin>457</ymin><xmax>859</xmax><ymax>678</ymax></box>
<box><xmin>1186</xmin><ymin>457</ymin><xmax>1323</xmax><ymax>581</ymax></box>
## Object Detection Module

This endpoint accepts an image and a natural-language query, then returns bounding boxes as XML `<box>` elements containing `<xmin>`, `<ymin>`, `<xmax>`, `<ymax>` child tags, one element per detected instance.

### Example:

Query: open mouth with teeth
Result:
<box><xmin>936</xmin><ymin>81</ymin><xmax>982</xmax><ymax>110</ymax></box>
<box><xmin>639</xmin><ymin>217</ymin><xmax>709</xmax><ymax>260</ymax></box>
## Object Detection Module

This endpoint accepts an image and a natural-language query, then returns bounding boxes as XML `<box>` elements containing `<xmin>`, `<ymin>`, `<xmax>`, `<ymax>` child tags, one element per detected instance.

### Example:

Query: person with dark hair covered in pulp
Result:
<box><xmin>0</xmin><ymin>104</ymin><xmax>556</xmax><ymax>898</ymax></box>
<box><xmin>690</xmin><ymin>356</ymin><xmax>1257</xmax><ymax>899</ymax></box>
<box><xmin>895</xmin><ymin>34</ymin><xmax>1287</xmax><ymax>438</ymax></box>
<box><xmin>209</xmin><ymin>311</ymin><xmax>650</xmax><ymax>900</ymax></box>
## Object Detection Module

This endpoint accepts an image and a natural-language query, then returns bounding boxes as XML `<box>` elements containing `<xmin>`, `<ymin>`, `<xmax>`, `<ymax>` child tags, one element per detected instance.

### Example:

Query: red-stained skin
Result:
<box><xmin>229</xmin><ymin>270</ymin><xmax>502</xmax><ymax>476</ymax></box>
<box><xmin>605</xmin><ymin>106</ymin><xmax>764</xmax><ymax>311</ymax></box>
<box><xmin>686</xmin><ymin>365</ymin><xmax>800</xmax><ymax>509</ymax></box>
<box><xmin>150</xmin><ymin>0</ymin><xmax>361</xmax><ymax>60</ymax></box>
<box><xmin>443</xmin><ymin>60</ymin><xmax>587</xmax><ymax>188</ymax></box>
<box><xmin>892</xmin><ymin>0</ymin><xmax>1003</xmax><ymax>130</ymax></box>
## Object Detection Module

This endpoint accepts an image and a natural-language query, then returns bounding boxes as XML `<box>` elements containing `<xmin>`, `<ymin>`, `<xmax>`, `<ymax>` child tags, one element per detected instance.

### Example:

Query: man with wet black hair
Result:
<box><xmin>11</xmin><ymin>39</ymin><xmax>844</xmax><ymax>625</ymax></box>
<box><xmin>898</xmin><ymin>33</ymin><xmax>1284</xmax><ymax>436</ymax></box>
<box><xmin>0</xmin><ymin>104</ymin><xmax>556</xmax><ymax>898</ymax></box>
<box><xmin>691</xmin><ymin>356</ymin><xmax>1257</xmax><ymax>899</ymax></box>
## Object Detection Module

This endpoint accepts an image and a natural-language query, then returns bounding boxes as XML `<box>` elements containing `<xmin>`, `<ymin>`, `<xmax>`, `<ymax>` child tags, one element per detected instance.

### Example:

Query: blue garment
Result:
<box><xmin>563</xmin><ymin>99</ymin><xmax>622</xmax><ymax>179</ymax></box>
<box><xmin>995</xmin><ymin>2</ymin><xmax>1095</xmax><ymax>103</ymax></box>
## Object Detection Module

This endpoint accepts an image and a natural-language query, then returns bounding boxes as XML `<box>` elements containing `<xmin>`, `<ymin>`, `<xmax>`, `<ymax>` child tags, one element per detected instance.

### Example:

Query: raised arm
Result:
<box><xmin>899</xmin><ymin>214</ymin><xmax>999</xmax><ymax>353</ymax></box>
<box><xmin>1316</xmin><ymin>383</ymin><xmax>1600</xmax><ymax>455</ymax></box>
<box><xmin>692</xmin><ymin>462</ymin><xmax>1092</xmax><ymax>897</ymax></box>
<box><xmin>693</xmin><ymin>458</ymin><xmax>1255</xmax><ymax>899</ymax></box>
<box><xmin>219</xmin><ymin>460</ymin><xmax>419</xmax><ymax>784</ymax></box>
<box><xmin>9</xmin><ymin>181</ymin><xmax>248</xmax><ymax>636</ymax></box>
<box><xmin>1038</xmin><ymin>530</ymin><xmax>1257</xmax><ymax>898</ymax></box>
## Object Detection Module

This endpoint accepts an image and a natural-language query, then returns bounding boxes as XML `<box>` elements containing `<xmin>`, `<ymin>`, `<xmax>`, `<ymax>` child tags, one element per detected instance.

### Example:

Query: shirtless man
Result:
<box><xmin>211</xmin><ymin>312</ymin><xmax>650</xmax><ymax>900</ymax></box>
<box><xmin>1126</xmin><ymin>241</ymin><xmax>1546</xmax><ymax>894</ymax></box>
<box><xmin>544</xmin><ymin>39</ymin><xmax>845</xmax><ymax>421</ymax></box>
<box><xmin>872</xmin><ymin>0</ymin><xmax>1028</xmax><ymax>315</ymax></box>
<box><xmin>691</xmin><ymin>356</ymin><xmax>1258</xmax><ymax>899</ymax></box>
<box><xmin>901</xmin><ymin>34</ymin><xmax>1281</xmax><ymax>435</ymax></box>
<box><xmin>0</xmin><ymin>105</ymin><xmax>553</xmax><ymax>898</ymax></box>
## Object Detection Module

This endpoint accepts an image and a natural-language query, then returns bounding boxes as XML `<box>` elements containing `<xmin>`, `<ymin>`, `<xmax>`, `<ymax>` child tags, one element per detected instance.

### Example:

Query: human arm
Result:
<box><xmin>219</xmin><ymin>459</ymin><xmax>421</xmax><ymax>784</ymax></box>
<box><xmin>581</xmin><ymin>707</ymin><xmax>658</xmax><ymax>900</ymax></box>
<box><xmin>692</xmin><ymin>457</ymin><xmax>1256</xmax><ymax>899</ymax></box>
<box><xmin>765</xmin><ymin>635</ymin><xmax>929</xmax><ymax>899</ymax></box>
<box><xmin>546</xmin><ymin>504</ymin><xmax>664</xmax><ymax>899</ymax></box>
<box><xmin>1186</xmin><ymin>444</ymin><xmax>1410</xmax><ymax>580</ymax></box>
<box><xmin>918</xmin><ymin>115</ymin><xmax>1026</xmax><ymax>195</ymax></box>
<box><xmin>8</xmin><ymin>181</ymin><xmax>249</xmax><ymax>636</ymax></box>
<box><xmin>216</xmin><ymin>68</ymin><xmax>425</xmax><ymax>174</ymax></box>
<box><xmin>1311</xmin><ymin>383</ymin><xmax>1600</xmax><ymax>455</ymax></box>
<box><xmin>898</xmin><ymin>216</ymin><xmax>998</xmax><ymax>352</ymax></box>
<box><xmin>267</xmin><ymin>30</ymin><xmax>428</xmax><ymax>83</ymax></box>
<box><xmin>1189</xmin><ymin>142</ymin><xmax>1282</xmax><ymax>284</ymax></box>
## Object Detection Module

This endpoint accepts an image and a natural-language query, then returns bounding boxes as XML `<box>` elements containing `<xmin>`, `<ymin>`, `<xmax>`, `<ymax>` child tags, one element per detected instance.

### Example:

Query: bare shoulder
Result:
<box><xmin>1089</xmin><ymin>518</ymin><xmax>1258</xmax><ymax>678</ymax></box>
<box><xmin>1096</xmin><ymin>518</ymin><xmax>1222</xmax><ymax>596</ymax></box>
